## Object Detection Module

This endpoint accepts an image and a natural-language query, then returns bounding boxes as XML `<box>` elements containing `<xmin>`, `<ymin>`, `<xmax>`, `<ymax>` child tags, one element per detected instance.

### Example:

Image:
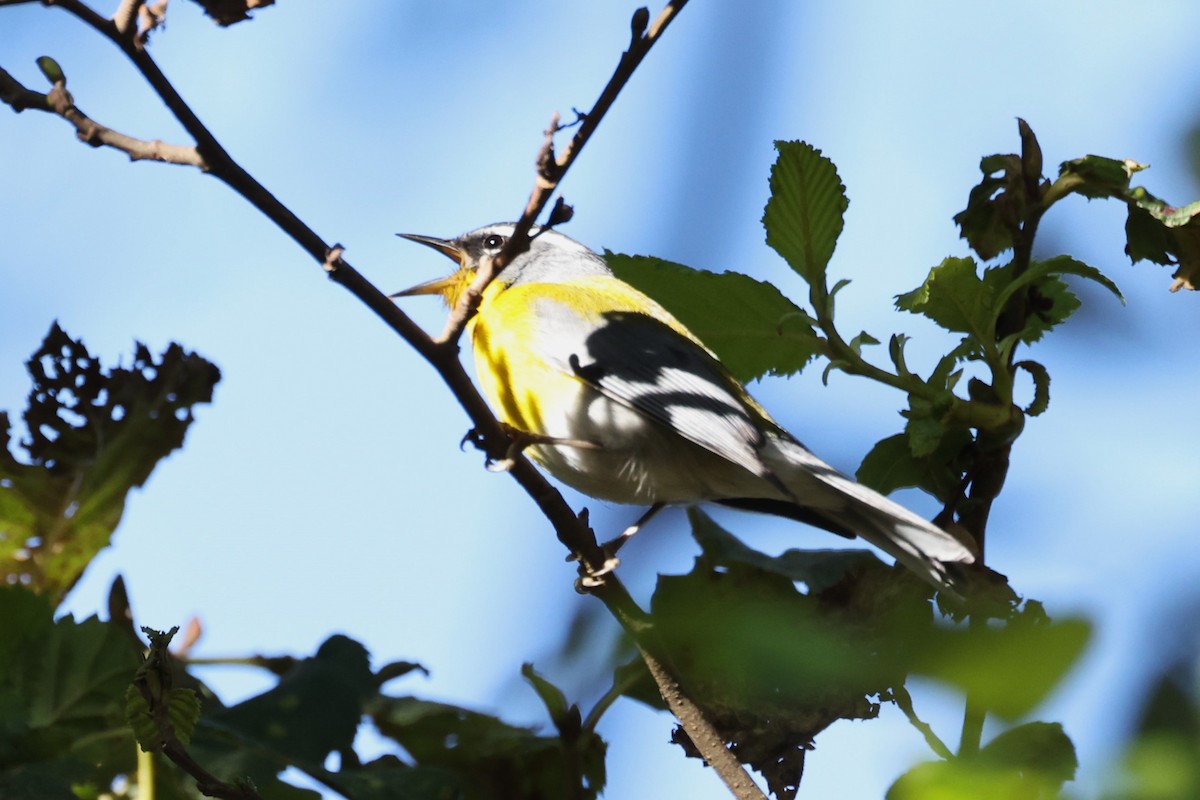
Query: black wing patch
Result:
<box><xmin>533</xmin><ymin>297</ymin><xmax>771</xmax><ymax>479</ymax></box>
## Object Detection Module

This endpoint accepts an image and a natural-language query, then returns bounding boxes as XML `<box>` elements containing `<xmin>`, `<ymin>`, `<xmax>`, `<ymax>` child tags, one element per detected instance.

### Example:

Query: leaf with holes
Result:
<box><xmin>0</xmin><ymin>325</ymin><xmax>219</xmax><ymax>601</ymax></box>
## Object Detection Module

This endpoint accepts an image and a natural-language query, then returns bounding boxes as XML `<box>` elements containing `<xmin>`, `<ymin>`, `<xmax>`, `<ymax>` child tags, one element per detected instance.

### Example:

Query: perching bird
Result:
<box><xmin>393</xmin><ymin>223</ymin><xmax>978</xmax><ymax>595</ymax></box>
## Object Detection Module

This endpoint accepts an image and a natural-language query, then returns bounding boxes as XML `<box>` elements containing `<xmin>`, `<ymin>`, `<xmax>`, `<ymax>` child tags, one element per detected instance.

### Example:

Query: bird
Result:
<box><xmin>392</xmin><ymin>223</ymin><xmax>978</xmax><ymax>596</ymax></box>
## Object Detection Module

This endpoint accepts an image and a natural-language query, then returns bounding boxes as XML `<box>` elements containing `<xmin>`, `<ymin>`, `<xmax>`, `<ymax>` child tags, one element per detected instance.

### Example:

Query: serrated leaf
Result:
<box><xmin>166</xmin><ymin>687</ymin><xmax>201</xmax><ymax>746</ymax></box>
<box><xmin>606</xmin><ymin>253</ymin><xmax>822</xmax><ymax>382</ymax></box>
<box><xmin>1057</xmin><ymin>154</ymin><xmax>1143</xmax><ymax>199</ymax></box>
<box><xmin>763</xmin><ymin>140</ymin><xmax>848</xmax><ymax>288</ymax></box>
<box><xmin>896</xmin><ymin>257</ymin><xmax>994</xmax><ymax>340</ymax></box>
<box><xmin>650</xmin><ymin>537</ymin><xmax>930</xmax><ymax>800</ymax></box>
<box><xmin>994</xmin><ymin>255</ymin><xmax>1123</xmax><ymax>312</ymax></box>
<box><xmin>1012</xmin><ymin>274</ymin><xmax>1081</xmax><ymax>346</ymax></box>
<box><xmin>124</xmin><ymin>684</ymin><xmax>158</xmax><ymax>752</ymax></box>
<box><xmin>1015</xmin><ymin>360</ymin><xmax>1051</xmax><ymax>416</ymax></box>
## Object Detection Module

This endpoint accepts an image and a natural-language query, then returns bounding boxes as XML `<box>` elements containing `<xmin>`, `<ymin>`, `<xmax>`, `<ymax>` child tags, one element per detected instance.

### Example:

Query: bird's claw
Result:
<box><xmin>575</xmin><ymin>554</ymin><xmax>621</xmax><ymax>591</ymax></box>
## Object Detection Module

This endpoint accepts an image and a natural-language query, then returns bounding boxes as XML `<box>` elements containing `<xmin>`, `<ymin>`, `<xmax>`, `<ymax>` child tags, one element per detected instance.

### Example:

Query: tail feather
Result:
<box><xmin>760</xmin><ymin>435</ymin><xmax>978</xmax><ymax>597</ymax></box>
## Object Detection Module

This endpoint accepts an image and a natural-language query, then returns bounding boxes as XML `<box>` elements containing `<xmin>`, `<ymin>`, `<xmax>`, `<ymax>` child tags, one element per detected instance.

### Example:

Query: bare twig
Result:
<box><xmin>641</xmin><ymin>647</ymin><xmax>769</xmax><ymax>800</ymax></box>
<box><xmin>435</xmin><ymin>0</ymin><xmax>690</xmax><ymax>346</ymax></box>
<box><xmin>0</xmin><ymin>65</ymin><xmax>204</xmax><ymax>165</ymax></box>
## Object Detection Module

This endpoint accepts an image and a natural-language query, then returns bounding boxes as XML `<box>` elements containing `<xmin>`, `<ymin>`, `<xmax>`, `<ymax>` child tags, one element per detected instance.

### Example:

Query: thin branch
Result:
<box><xmin>435</xmin><ymin>0</ymin><xmax>690</xmax><ymax>346</ymax></box>
<box><xmin>891</xmin><ymin>685</ymin><xmax>953</xmax><ymax>760</ymax></box>
<box><xmin>641</xmin><ymin>647</ymin><xmax>768</xmax><ymax>800</ymax></box>
<box><xmin>0</xmin><ymin>67</ymin><xmax>205</xmax><ymax>165</ymax></box>
<box><xmin>0</xmin><ymin>66</ymin><xmax>49</xmax><ymax>110</ymax></box>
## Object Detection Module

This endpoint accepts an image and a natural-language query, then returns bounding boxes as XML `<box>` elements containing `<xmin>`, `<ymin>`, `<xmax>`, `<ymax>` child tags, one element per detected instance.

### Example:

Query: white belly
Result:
<box><xmin>526</xmin><ymin>382</ymin><xmax>780</xmax><ymax>506</ymax></box>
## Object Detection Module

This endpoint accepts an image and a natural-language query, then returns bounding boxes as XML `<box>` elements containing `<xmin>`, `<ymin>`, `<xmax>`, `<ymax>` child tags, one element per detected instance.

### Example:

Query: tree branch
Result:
<box><xmin>641</xmin><ymin>647</ymin><xmax>769</xmax><ymax>800</ymax></box>
<box><xmin>10</xmin><ymin>0</ymin><xmax>750</xmax><ymax>791</ymax></box>
<box><xmin>0</xmin><ymin>66</ymin><xmax>205</xmax><ymax>166</ymax></box>
<box><xmin>435</xmin><ymin>0</ymin><xmax>690</xmax><ymax>346</ymax></box>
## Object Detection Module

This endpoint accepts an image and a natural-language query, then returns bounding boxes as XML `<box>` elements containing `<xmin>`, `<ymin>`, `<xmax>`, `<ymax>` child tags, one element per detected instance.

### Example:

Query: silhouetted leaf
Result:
<box><xmin>0</xmin><ymin>324</ymin><xmax>219</xmax><ymax>601</ymax></box>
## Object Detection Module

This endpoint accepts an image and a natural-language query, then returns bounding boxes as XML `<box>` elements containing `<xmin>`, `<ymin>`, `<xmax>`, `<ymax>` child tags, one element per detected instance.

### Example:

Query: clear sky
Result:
<box><xmin>3</xmin><ymin>1</ymin><xmax>1200</xmax><ymax>797</ymax></box>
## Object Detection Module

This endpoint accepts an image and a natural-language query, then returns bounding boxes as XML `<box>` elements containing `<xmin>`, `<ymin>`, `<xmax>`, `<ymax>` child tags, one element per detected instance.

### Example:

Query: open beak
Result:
<box><xmin>390</xmin><ymin>233</ymin><xmax>467</xmax><ymax>298</ymax></box>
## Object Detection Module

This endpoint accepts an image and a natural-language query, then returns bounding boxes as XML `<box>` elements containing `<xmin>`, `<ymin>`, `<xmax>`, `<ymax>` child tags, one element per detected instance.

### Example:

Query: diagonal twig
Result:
<box><xmin>435</xmin><ymin>0</ymin><xmax>690</xmax><ymax>346</ymax></box>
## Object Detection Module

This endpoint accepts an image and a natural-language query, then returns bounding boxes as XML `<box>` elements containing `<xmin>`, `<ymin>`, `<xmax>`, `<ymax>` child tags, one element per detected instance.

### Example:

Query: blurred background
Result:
<box><xmin>3</xmin><ymin>1</ymin><xmax>1200</xmax><ymax>796</ymax></box>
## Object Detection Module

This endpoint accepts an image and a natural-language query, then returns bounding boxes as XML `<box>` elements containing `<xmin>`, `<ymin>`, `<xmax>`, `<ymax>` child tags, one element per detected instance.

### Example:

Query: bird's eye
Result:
<box><xmin>483</xmin><ymin>234</ymin><xmax>506</xmax><ymax>251</ymax></box>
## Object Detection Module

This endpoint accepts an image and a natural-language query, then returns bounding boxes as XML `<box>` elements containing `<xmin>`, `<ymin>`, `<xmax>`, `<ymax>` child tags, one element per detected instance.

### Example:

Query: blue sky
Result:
<box><xmin>4</xmin><ymin>2</ymin><xmax>1200</xmax><ymax>797</ymax></box>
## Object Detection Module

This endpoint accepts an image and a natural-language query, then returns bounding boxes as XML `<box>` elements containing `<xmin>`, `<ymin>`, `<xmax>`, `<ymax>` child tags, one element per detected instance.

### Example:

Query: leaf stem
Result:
<box><xmin>892</xmin><ymin>685</ymin><xmax>953</xmax><ymax>760</ymax></box>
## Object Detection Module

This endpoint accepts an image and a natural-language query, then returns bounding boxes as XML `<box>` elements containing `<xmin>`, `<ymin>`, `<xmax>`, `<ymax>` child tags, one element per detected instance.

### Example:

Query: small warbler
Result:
<box><xmin>394</xmin><ymin>223</ymin><xmax>977</xmax><ymax>594</ymax></box>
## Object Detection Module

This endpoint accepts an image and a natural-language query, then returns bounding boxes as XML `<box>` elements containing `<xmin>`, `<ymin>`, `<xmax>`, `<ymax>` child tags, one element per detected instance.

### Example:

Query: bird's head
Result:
<box><xmin>392</xmin><ymin>223</ymin><xmax>610</xmax><ymax>308</ymax></box>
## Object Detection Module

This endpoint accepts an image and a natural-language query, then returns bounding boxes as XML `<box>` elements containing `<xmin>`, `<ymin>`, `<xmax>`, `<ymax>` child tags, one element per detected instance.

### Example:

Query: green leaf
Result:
<box><xmin>856</xmin><ymin>429</ymin><xmax>973</xmax><ymax>504</ymax></box>
<box><xmin>127</xmin><ymin>685</ymin><xmax>203</xmax><ymax>752</ymax></box>
<box><xmin>762</xmin><ymin>140</ymin><xmax>848</xmax><ymax>287</ymax></box>
<box><xmin>953</xmin><ymin>153</ymin><xmax>1024</xmax><ymax>260</ymax></box>
<box><xmin>606</xmin><ymin>253</ymin><xmax>823</xmax><ymax>382</ymax></box>
<box><xmin>1125</xmin><ymin>192</ymin><xmax>1200</xmax><ymax>291</ymax></box>
<box><xmin>649</xmin><ymin>538</ymin><xmax>932</xmax><ymax>800</ymax></box>
<box><xmin>205</xmin><ymin>635</ymin><xmax>374</xmax><ymax>765</ymax></box>
<box><xmin>0</xmin><ymin>324</ymin><xmax>220</xmax><ymax>601</ymax></box>
<box><xmin>0</xmin><ymin>585</ymin><xmax>55</xmax><ymax>679</ymax></box>
<box><xmin>905</xmin><ymin>417</ymin><xmax>946</xmax><ymax>459</ymax></box>
<box><xmin>0</xmin><ymin>586</ymin><xmax>141</xmax><ymax>796</ymax></box>
<box><xmin>1056</xmin><ymin>157</ymin><xmax>1200</xmax><ymax>290</ymax></box>
<box><xmin>896</xmin><ymin>257</ymin><xmax>994</xmax><ymax>341</ymax></box>
<box><xmin>1009</xmin><ymin>273</ymin><xmax>1081</xmax><ymax>346</ymax></box>
<box><xmin>993</xmin><ymin>255</ymin><xmax>1123</xmax><ymax>312</ymax></box>
<box><xmin>521</xmin><ymin>663</ymin><xmax>575</xmax><ymax>735</ymax></box>
<box><xmin>910</xmin><ymin>615</ymin><xmax>1091</xmax><ymax>719</ymax></box>
<box><xmin>306</xmin><ymin>761</ymin><xmax>472</xmax><ymax>800</ymax></box>
<box><xmin>888</xmin><ymin>334</ymin><xmax>913</xmax><ymax>377</ymax></box>
<box><xmin>848</xmin><ymin>330</ymin><xmax>880</xmax><ymax>355</ymax></box>
<box><xmin>890</xmin><ymin>721</ymin><xmax>1077</xmax><ymax>800</ymax></box>
<box><xmin>980</xmin><ymin>721</ymin><xmax>1078</xmax><ymax>786</ymax></box>
<box><xmin>1057</xmin><ymin>154</ymin><xmax>1144</xmax><ymax>199</ymax></box>
<box><xmin>370</xmin><ymin>694</ymin><xmax>606</xmax><ymax>800</ymax></box>
<box><xmin>124</xmin><ymin>684</ymin><xmax>157</xmax><ymax>752</ymax></box>
<box><xmin>1015</xmin><ymin>360</ymin><xmax>1051</xmax><ymax>416</ymax></box>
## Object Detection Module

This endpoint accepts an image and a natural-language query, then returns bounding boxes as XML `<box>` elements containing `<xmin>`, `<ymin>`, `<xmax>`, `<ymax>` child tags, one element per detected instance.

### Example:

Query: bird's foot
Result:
<box><xmin>574</xmin><ymin>554</ymin><xmax>622</xmax><ymax>591</ymax></box>
<box><xmin>486</xmin><ymin>424</ymin><xmax>601</xmax><ymax>472</ymax></box>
